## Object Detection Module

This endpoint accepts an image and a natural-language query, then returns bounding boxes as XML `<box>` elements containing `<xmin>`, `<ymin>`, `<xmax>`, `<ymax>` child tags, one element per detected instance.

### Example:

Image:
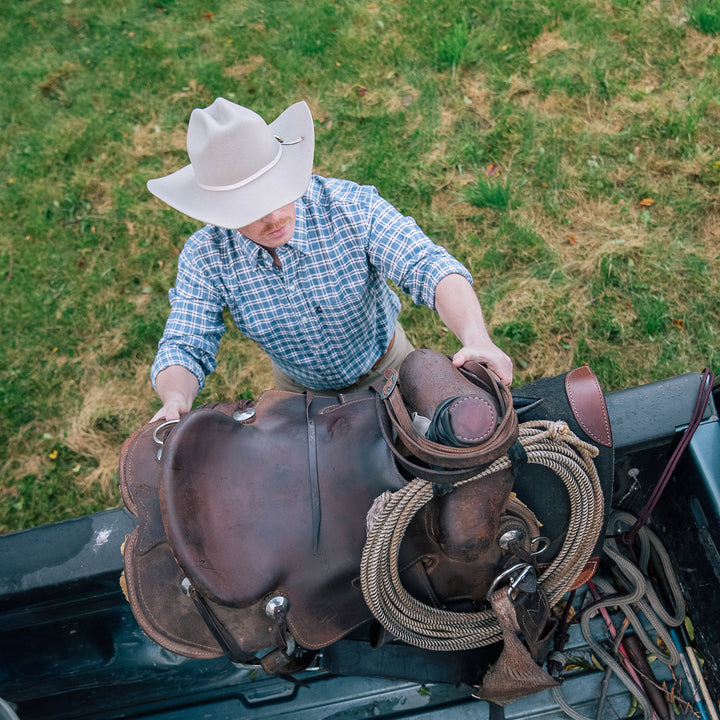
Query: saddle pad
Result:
<box><xmin>512</xmin><ymin>366</ymin><xmax>614</xmax><ymax>581</ymax></box>
<box><xmin>159</xmin><ymin>391</ymin><xmax>407</xmax><ymax>650</ymax></box>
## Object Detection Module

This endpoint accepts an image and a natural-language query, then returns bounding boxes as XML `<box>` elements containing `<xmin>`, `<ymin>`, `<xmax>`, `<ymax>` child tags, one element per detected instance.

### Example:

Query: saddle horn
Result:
<box><xmin>399</xmin><ymin>349</ymin><xmax>504</xmax><ymax>447</ymax></box>
<box><xmin>376</xmin><ymin>349</ymin><xmax>518</xmax><ymax>482</ymax></box>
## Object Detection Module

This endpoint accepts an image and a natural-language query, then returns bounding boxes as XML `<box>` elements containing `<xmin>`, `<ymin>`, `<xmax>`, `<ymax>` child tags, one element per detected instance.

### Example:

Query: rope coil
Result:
<box><xmin>551</xmin><ymin>511</ymin><xmax>687</xmax><ymax>720</ymax></box>
<box><xmin>360</xmin><ymin>420</ymin><xmax>605</xmax><ymax>651</ymax></box>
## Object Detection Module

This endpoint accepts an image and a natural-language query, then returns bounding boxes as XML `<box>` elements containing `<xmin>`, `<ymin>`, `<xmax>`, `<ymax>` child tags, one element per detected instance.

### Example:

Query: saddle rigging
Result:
<box><xmin>120</xmin><ymin>349</ymin><xmax>614</xmax><ymax>703</ymax></box>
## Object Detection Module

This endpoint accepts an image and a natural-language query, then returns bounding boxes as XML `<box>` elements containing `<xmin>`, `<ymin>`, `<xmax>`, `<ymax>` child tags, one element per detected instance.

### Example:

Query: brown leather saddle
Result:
<box><xmin>120</xmin><ymin>350</ymin><xmax>613</xmax><ymax>694</ymax></box>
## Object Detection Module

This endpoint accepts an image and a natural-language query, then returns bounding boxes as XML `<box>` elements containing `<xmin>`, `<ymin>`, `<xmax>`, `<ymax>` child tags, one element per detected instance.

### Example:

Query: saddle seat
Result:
<box><xmin>160</xmin><ymin>390</ymin><xmax>407</xmax><ymax>651</ymax></box>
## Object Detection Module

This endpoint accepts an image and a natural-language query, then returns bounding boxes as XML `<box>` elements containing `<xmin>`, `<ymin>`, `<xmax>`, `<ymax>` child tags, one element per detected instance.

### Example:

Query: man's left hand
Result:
<box><xmin>451</xmin><ymin>343</ymin><xmax>513</xmax><ymax>386</ymax></box>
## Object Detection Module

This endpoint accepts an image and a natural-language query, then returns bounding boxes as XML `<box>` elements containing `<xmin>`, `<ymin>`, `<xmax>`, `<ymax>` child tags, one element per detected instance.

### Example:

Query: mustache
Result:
<box><xmin>263</xmin><ymin>217</ymin><xmax>291</xmax><ymax>234</ymax></box>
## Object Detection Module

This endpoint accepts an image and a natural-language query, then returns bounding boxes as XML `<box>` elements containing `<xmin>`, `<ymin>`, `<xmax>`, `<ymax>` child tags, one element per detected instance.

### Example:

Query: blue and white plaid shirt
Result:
<box><xmin>152</xmin><ymin>176</ymin><xmax>472</xmax><ymax>391</ymax></box>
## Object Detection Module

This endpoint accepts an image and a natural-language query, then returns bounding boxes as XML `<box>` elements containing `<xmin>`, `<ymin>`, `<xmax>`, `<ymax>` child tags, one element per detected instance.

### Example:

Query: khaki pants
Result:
<box><xmin>272</xmin><ymin>322</ymin><xmax>414</xmax><ymax>397</ymax></box>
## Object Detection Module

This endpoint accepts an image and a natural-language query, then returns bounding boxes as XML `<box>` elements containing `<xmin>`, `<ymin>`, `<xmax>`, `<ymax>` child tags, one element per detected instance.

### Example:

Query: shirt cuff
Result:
<box><xmin>151</xmin><ymin>349</ymin><xmax>207</xmax><ymax>393</ymax></box>
<box><xmin>425</xmin><ymin>259</ymin><xmax>473</xmax><ymax>310</ymax></box>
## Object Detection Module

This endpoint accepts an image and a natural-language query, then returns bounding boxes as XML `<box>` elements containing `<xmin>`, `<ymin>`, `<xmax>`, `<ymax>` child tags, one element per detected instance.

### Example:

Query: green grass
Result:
<box><xmin>688</xmin><ymin>0</ymin><xmax>720</xmax><ymax>34</ymax></box>
<box><xmin>2</xmin><ymin>0</ymin><xmax>719</xmax><ymax>532</ymax></box>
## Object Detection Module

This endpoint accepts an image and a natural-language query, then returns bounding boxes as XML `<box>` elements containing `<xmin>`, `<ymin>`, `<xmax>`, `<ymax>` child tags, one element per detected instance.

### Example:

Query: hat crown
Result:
<box><xmin>147</xmin><ymin>99</ymin><xmax>314</xmax><ymax>228</ymax></box>
<box><xmin>187</xmin><ymin>98</ymin><xmax>280</xmax><ymax>189</ymax></box>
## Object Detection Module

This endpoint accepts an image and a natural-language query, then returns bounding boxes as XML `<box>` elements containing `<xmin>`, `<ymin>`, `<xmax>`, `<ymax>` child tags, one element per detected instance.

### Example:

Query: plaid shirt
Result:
<box><xmin>152</xmin><ymin>176</ymin><xmax>472</xmax><ymax>391</ymax></box>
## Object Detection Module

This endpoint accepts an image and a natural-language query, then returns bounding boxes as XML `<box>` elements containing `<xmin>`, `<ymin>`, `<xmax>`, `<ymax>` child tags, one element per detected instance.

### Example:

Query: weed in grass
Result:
<box><xmin>435</xmin><ymin>19</ymin><xmax>470</xmax><ymax>70</ymax></box>
<box><xmin>466</xmin><ymin>175</ymin><xmax>513</xmax><ymax>210</ymax></box>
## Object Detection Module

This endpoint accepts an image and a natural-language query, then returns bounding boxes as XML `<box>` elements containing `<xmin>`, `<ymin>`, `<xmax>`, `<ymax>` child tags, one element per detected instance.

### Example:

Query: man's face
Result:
<box><xmin>237</xmin><ymin>202</ymin><xmax>296</xmax><ymax>249</ymax></box>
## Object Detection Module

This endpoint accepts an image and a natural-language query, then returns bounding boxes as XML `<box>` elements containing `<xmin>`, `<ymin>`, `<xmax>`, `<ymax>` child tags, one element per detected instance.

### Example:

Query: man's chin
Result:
<box><xmin>260</xmin><ymin>226</ymin><xmax>293</xmax><ymax>247</ymax></box>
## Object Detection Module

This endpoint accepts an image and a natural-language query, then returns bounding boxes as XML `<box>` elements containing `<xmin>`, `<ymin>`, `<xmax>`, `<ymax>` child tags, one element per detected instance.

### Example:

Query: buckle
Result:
<box><xmin>380</xmin><ymin>369</ymin><xmax>398</xmax><ymax>399</ymax></box>
<box><xmin>486</xmin><ymin>563</ymin><xmax>537</xmax><ymax>601</ymax></box>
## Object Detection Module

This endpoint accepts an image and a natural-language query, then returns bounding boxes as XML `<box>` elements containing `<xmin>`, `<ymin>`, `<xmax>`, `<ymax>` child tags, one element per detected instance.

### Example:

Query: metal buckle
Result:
<box><xmin>531</xmin><ymin>536</ymin><xmax>550</xmax><ymax>556</ymax></box>
<box><xmin>152</xmin><ymin>419</ymin><xmax>180</xmax><ymax>461</ymax></box>
<box><xmin>486</xmin><ymin>563</ymin><xmax>537</xmax><ymax>601</ymax></box>
<box><xmin>380</xmin><ymin>369</ymin><xmax>398</xmax><ymax>399</ymax></box>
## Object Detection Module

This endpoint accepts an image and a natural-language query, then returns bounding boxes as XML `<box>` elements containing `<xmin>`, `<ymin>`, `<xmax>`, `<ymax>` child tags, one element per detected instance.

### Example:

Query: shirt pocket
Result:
<box><xmin>310</xmin><ymin>247</ymin><xmax>370</xmax><ymax>309</ymax></box>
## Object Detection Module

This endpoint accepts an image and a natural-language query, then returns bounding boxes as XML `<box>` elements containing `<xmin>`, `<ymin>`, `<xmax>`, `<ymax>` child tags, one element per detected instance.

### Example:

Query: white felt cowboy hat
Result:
<box><xmin>147</xmin><ymin>98</ymin><xmax>314</xmax><ymax>228</ymax></box>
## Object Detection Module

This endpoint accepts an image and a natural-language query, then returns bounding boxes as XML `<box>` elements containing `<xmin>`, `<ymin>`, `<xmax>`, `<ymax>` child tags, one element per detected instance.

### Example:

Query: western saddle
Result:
<box><xmin>120</xmin><ymin>349</ymin><xmax>613</xmax><ymax>704</ymax></box>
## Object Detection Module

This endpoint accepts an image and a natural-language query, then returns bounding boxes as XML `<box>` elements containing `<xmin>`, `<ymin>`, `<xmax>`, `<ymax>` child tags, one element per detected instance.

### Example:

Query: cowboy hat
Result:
<box><xmin>147</xmin><ymin>98</ymin><xmax>315</xmax><ymax>228</ymax></box>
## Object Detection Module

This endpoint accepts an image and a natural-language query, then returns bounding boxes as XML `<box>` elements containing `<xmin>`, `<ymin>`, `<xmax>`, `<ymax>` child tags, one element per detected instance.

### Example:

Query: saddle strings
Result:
<box><xmin>360</xmin><ymin>419</ymin><xmax>605</xmax><ymax>652</ymax></box>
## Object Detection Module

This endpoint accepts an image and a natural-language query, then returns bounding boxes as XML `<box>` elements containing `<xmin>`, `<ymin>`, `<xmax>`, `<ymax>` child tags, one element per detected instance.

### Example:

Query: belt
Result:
<box><xmin>373</xmin><ymin>330</ymin><xmax>396</xmax><ymax>371</ymax></box>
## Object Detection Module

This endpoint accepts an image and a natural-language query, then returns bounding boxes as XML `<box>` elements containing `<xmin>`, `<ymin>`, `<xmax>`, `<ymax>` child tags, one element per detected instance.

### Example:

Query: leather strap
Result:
<box><xmin>620</xmin><ymin>367</ymin><xmax>714</xmax><ymax>546</ymax></box>
<box><xmin>374</xmin><ymin>362</ymin><xmax>518</xmax><ymax>484</ymax></box>
<box><xmin>186</xmin><ymin>583</ymin><xmax>258</xmax><ymax>664</ymax></box>
<box><xmin>565</xmin><ymin>366</ymin><xmax>613</xmax><ymax>447</ymax></box>
<box><xmin>305</xmin><ymin>392</ymin><xmax>321</xmax><ymax>555</ymax></box>
<box><xmin>514</xmin><ymin>589</ymin><xmax>557</xmax><ymax>664</ymax></box>
<box><xmin>373</xmin><ymin>392</ymin><xmax>494</xmax><ymax>483</ymax></box>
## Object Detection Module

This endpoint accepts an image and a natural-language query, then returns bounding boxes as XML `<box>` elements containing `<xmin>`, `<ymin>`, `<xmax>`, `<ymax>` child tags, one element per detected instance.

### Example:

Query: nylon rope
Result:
<box><xmin>360</xmin><ymin>420</ymin><xmax>605</xmax><ymax>651</ymax></box>
<box><xmin>551</xmin><ymin>510</ymin><xmax>686</xmax><ymax>720</ymax></box>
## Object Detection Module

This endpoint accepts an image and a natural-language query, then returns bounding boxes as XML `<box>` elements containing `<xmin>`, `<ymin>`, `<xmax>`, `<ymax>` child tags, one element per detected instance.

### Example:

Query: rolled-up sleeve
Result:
<box><xmin>362</xmin><ymin>187</ymin><xmax>472</xmax><ymax>309</ymax></box>
<box><xmin>150</xmin><ymin>243</ymin><xmax>226</xmax><ymax>392</ymax></box>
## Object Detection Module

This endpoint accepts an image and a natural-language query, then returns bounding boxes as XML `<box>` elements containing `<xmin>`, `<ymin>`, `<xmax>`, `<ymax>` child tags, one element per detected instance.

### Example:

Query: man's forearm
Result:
<box><xmin>434</xmin><ymin>273</ymin><xmax>492</xmax><ymax>345</ymax></box>
<box><xmin>434</xmin><ymin>273</ymin><xmax>514</xmax><ymax>385</ymax></box>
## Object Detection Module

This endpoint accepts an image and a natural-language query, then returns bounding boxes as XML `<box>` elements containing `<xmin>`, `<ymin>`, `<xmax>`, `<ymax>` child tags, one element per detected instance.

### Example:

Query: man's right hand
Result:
<box><xmin>151</xmin><ymin>366</ymin><xmax>200</xmax><ymax>422</ymax></box>
<box><xmin>151</xmin><ymin>398</ymin><xmax>189</xmax><ymax>423</ymax></box>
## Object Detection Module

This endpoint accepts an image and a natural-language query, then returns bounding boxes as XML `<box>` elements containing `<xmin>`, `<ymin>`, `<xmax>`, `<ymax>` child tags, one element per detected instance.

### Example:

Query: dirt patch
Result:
<box><xmin>459</xmin><ymin>73</ymin><xmax>493</xmax><ymax>124</ymax></box>
<box><xmin>224</xmin><ymin>55</ymin><xmax>266</xmax><ymax>80</ymax></box>
<box><xmin>695</xmin><ymin>211</ymin><xmax>720</xmax><ymax>256</ymax></box>
<box><xmin>529</xmin><ymin>31</ymin><xmax>576</xmax><ymax>60</ymax></box>
<box><xmin>130</xmin><ymin>120</ymin><xmax>186</xmax><ymax>160</ymax></box>
<box><xmin>681</xmin><ymin>27</ymin><xmax>720</xmax><ymax>76</ymax></box>
<box><xmin>505</xmin><ymin>73</ymin><xmax>535</xmax><ymax>108</ymax></box>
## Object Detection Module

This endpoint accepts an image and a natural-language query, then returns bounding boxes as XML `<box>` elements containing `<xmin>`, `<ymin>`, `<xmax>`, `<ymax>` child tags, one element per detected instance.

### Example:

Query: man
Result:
<box><xmin>147</xmin><ymin>98</ymin><xmax>512</xmax><ymax>422</ymax></box>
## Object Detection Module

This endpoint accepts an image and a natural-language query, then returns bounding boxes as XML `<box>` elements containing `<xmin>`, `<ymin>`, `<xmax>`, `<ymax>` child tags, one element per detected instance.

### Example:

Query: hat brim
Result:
<box><xmin>147</xmin><ymin>101</ymin><xmax>315</xmax><ymax>229</ymax></box>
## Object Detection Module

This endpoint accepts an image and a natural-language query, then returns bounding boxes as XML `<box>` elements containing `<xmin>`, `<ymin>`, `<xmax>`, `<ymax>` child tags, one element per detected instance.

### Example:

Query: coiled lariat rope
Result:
<box><xmin>360</xmin><ymin>420</ymin><xmax>605</xmax><ymax>652</ymax></box>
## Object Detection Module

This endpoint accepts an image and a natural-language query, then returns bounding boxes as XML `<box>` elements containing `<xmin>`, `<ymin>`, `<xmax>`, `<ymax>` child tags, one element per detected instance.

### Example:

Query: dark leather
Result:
<box><xmin>120</xmin><ymin>421</ymin><xmax>229</xmax><ymax>658</ymax></box>
<box><xmin>160</xmin><ymin>391</ymin><xmax>406</xmax><ymax>650</ymax></box>
<box><xmin>565</xmin><ymin>366</ymin><xmax>612</xmax><ymax>448</ymax></box>
<box><xmin>377</xmin><ymin>351</ymin><xmax>518</xmax><ymax>481</ymax></box>
<box><xmin>399</xmin><ymin>470</ymin><xmax>518</xmax><ymax>606</ymax></box>
<box><xmin>122</xmin><ymin>352</ymin><xmax>521</xmax><ymax>659</ymax></box>
<box><xmin>400</xmin><ymin>349</ymin><xmax>500</xmax><ymax>445</ymax></box>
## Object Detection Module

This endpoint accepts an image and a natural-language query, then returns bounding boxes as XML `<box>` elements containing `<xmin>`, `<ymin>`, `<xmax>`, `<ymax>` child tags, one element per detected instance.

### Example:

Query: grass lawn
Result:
<box><xmin>1</xmin><ymin>0</ymin><xmax>719</xmax><ymax>532</ymax></box>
